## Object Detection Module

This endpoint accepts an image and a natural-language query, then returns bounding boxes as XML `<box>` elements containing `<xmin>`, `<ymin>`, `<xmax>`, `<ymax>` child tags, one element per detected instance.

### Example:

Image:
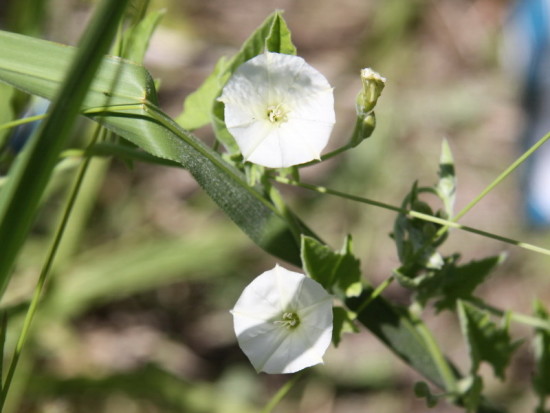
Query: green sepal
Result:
<box><xmin>457</xmin><ymin>300</ymin><xmax>521</xmax><ymax>380</ymax></box>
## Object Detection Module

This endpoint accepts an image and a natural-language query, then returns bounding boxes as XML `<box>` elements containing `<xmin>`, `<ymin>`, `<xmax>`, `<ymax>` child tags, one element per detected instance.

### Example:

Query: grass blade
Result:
<box><xmin>0</xmin><ymin>0</ymin><xmax>131</xmax><ymax>297</ymax></box>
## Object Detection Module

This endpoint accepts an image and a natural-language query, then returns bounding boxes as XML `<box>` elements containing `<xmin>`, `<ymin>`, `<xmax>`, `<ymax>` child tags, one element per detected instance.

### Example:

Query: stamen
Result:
<box><xmin>266</xmin><ymin>104</ymin><xmax>288</xmax><ymax>123</ymax></box>
<box><xmin>274</xmin><ymin>312</ymin><xmax>300</xmax><ymax>329</ymax></box>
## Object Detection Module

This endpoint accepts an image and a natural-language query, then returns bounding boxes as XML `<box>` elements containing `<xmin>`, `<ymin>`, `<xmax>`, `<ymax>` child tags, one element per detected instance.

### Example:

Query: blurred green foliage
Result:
<box><xmin>0</xmin><ymin>0</ymin><xmax>549</xmax><ymax>412</ymax></box>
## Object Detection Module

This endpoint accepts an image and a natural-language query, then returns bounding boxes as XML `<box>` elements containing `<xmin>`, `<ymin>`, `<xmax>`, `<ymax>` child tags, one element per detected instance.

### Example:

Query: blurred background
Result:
<box><xmin>1</xmin><ymin>0</ymin><xmax>550</xmax><ymax>412</ymax></box>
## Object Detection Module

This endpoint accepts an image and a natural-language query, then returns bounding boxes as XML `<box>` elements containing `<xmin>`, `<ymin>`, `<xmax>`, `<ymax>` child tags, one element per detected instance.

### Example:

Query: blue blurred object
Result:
<box><xmin>504</xmin><ymin>0</ymin><xmax>550</xmax><ymax>228</ymax></box>
<box><xmin>6</xmin><ymin>96</ymin><xmax>49</xmax><ymax>154</ymax></box>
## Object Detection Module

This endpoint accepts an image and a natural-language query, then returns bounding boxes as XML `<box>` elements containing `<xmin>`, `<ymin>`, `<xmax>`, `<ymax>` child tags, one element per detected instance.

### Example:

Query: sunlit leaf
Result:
<box><xmin>301</xmin><ymin>234</ymin><xmax>362</xmax><ymax>297</ymax></box>
<box><xmin>122</xmin><ymin>8</ymin><xmax>165</xmax><ymax>63</ymax></box>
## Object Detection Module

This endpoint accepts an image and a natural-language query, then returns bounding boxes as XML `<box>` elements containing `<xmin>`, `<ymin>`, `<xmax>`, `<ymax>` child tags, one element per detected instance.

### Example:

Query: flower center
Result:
<box><xmin>274</xmin><ymin>312</ymin><xmax>300</xmax><ymax>329</ymax></box>
<box><xmin>266</xmin><ymin>104</ymin><xmax>288</xmax><ymax>124</ymax></box>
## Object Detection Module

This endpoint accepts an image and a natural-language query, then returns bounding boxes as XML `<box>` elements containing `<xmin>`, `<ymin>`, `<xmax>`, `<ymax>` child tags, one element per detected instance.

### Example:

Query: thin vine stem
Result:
<box><xmin>0</xmin><ymin>125</ymin><xmax>103</xmax><ymax>407</ymax></box>
<box><xmin>0</xmin><ymin>114</ymin><xmax>48</xmax><ymax>132</ymax></box>
<box><xmin>453</xmin><ymin>130</ymin><xmax>550</xmax><ymax>222</ymax></box>
<box><xmin>260</xmin><ymin>370</ymin><xmax>305</xmax><ymax>413</ymax></box>
<box><xmin>474</xmin><ymin>300</ymin><xmax>550</xmax><ymax>332</ymax></box>
<box><xmin>273</xmin><ymin>176</ymin><xmax>550</xmax><ymax>257</ymax></box>
<box><xmin>353</xmin><ymin>276</ymin><xmax>395</xmax><ymax>316</ymax></box>
<box><xmin>298</xmin><ymin>143</ymin><xmax>352</xmax><ymax>168</ymax></box>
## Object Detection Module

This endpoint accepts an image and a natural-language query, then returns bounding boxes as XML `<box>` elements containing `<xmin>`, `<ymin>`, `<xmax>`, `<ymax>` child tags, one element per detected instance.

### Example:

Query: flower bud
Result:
<box><xmin>356</xmin><ymin>68</ymin><xmax>386</xmax><ymax>115</ymax></box>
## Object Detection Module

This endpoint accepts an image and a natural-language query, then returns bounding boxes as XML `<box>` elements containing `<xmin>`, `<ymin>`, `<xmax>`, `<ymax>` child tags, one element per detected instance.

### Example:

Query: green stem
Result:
<box><xmin>273</xmin><ymin>177</ymin><xmax>550</xmax><ymax>256</ymax></box>
<box><xmin>411</xmin><ymin>313</ymin><xmax>458</xmax><ymax>394</ymax></box>
<box><xmin>0</xmin><ymin>126</ymin><xmax>102</xmax><ymax>407</ymax></box>
<box><xmin>260</xmin><ymin>370</ymin><xmax>305</xmax><ymax>413</ymax></box>
<box><xmin>298</xmin><ymin>144</ymin><xmax>353</xmax><ymax>168</ymax></box>
<box><xmin>0</xmin><ymin>114</ymin><xmax>47</xmax><ymax>132</ymax></box>
<box><xmin>475</xmin><ymin>301</ymin><xmax>550</xmax><ymax>332</ymax></box>
<box><xmin>353</xmin><ymin>276</ymin><xmax>395</xmax><ymax>316</ymax></box>
<box><xmin>453</xmin><ymin>131</ymin><xmax>550</xmax><ymax>222</ymax></box>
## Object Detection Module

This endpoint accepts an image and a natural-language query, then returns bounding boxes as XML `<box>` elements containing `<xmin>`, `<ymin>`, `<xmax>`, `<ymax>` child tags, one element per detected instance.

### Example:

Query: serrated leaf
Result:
<box><xmin>414</xmin><ymin>254</ymin><xmax>505</xmax><ymax>311</ymax></box>
<box><xmin>301</xmin><ymin>235</ymin><xmax>362</xmax><ymax>297</ymax></box>
<box><xmin>437</xmin><ymin>138</ymin><xmax>456</xmax><ymax>217</ymax></box>
<box><xmin>458</xmin><ymin>375</ymin><xmax>484</xmax><ymax>412</ymax></box>
<box><xmin>533</xmin><ymin>300</ymin><xmax>550</xmax><ymax>399</ymax></box>
<box><xmin>457</xmin><ymin>301</ymin><xmax>520</xmax><ymax>379</ymax></box>
<box><xmin>332</xmin><ymin>306</ymin><xmax>359</xmax><ymax>347</ymax></box>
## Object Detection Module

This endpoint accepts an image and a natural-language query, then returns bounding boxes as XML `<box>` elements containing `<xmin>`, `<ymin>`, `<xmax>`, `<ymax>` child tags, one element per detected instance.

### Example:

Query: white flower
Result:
<box><xmin>231</xmin><ymin>264</ymin><xmax>333</xmax><ymax>374</ymax></box>
<box><xmin>219</xmin><ymin>52</ymin><xmax>335</xmax><ymax>168</ymax></box>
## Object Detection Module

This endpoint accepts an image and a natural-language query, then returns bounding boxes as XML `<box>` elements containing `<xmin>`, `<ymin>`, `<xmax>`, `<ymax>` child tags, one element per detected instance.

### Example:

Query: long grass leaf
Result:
<box><xmin>0</xmin><ymin>1</ymin><xmax>131</xmax><ymax>297</ymax></box>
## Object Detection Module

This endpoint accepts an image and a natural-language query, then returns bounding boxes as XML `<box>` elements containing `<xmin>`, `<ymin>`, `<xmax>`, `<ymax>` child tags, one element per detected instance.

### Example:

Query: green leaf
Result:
<box><xmin>301</xmin><ymin>235</ymin><xmax>362</xmax><ymax>297</ymax></box>
<box><xmin>533</xmin><ymin>300</ymin><xmax>550</xmax><ymax>399</ymax></box>
<box><xmin>392</xmin><ymin>182</ymin><xmax>445</xmax><ymax>283</ymax></box>
<box><xmin>332</xmin><ymin>306</ymin><xmax>358</xmax><ymax>347</ymax></box>
<box><xmin>457</xmin><ymin>301</ymin><xmax>520</xmax><ymax>379</ymax></box>
<box><xmin>0</xmin><ymin>83</ymin><xmax>15</xmax><ymax>148</ymax></box>
<box><xmin>0</xmin><ymin>0</ymin><xmax>132</xmax><ymax>297</ymax></box>
<box><xmin>176</xmin><ymin>56</ymin><xmax>228</xmax><ymax>130</ymax></box>
<box><xmin>414</xmin><ymin>381</ymin><xmax>439</xmax><ymax>408</ymax></box>
<box><xmin>346</xmin><ymin>290</ymin><xmax>459</xmax><ymax>391</ymax></box>
<box><xmin>122</xmin><ymin>8</ymin><xmax>166</xmax><ymax>63</ymax></box>
<box><xmin>458</xmin><ymin>375</ymin><xmax>484</xmax><ymax>413</ymax></box>
<box><xmin>413</xmin><ymin>253</ymin><xmax>505</xmax><ymax>311</ymax></box>
<box><xmin>0</xmin><ymin>31</ymin><xmax>158</xmax><ymax>110</ymax></box>
<box><xmin>433</xmin><ymin>254</ymin><xmax>505</xmax><ymax>311</ymax></box>
<box><xmin>437</xmin><ymin>139</ymin><xmax>456</xmax><ymax>217</ymax></box>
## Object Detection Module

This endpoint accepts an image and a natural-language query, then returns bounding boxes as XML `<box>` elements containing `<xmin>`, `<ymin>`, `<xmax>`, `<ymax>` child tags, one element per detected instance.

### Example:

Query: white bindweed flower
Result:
<box><xmin>219</xmin><ymin>52</ymin><xmax>335</xmax><ymax>168</ymax></box>
<box><xmin>231</xmin><ymin>264</ymin><xmax>333</xmax><ymax>374</ymax></box>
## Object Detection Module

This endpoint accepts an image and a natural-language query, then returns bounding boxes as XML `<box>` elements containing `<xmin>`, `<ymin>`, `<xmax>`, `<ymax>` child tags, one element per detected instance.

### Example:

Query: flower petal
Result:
<box><xmin>220</xmin><ymin>52</ymin><xmax>335</xmax><ymax>168</ymax></box>
<box><xmin>231</xmin><ymin>265</ymin><xmax>333</xmax><ymax>374</ymax></box>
